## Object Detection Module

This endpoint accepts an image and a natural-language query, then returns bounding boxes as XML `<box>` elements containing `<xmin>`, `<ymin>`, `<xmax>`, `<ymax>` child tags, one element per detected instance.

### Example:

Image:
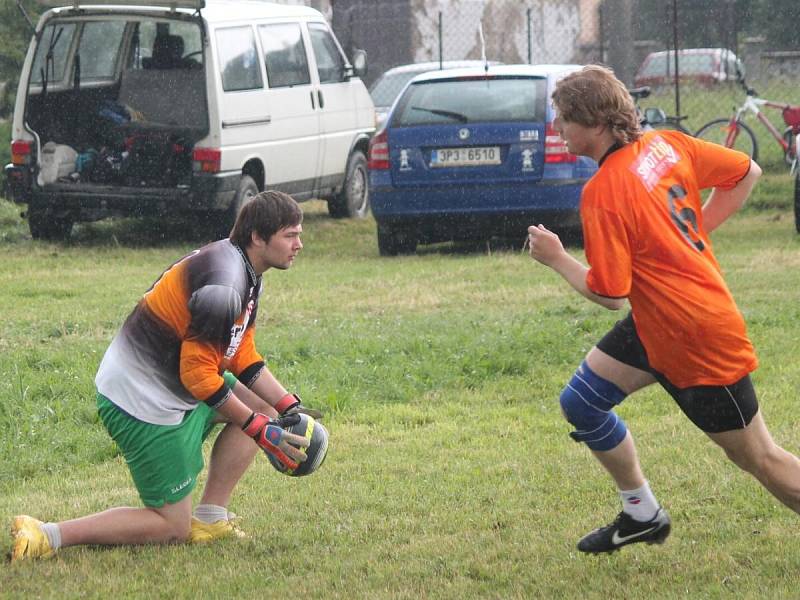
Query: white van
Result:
<box><xmin>4</xmin><ymin>0</ymin><xmax>375</xmax><ymax>240</ymax></box>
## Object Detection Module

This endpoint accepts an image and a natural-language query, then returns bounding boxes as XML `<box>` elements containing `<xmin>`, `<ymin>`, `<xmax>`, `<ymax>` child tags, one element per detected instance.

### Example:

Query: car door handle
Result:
<box><xmin>317</xmin><ymin>89</ymin><xmax>324</xmax><ymax>109</ymax></box>
<box><xmin>310</xmin><ymin>91</ymin><xmax>315</xmax><ymax>109</ymax></box>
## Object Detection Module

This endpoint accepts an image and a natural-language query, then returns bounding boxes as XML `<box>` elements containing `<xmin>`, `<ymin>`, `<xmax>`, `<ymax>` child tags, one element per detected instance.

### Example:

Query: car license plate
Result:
<box><xmin>431</xmin><ymin>146</ymin><xmax>501</xmax><ymax>167</ymax></box>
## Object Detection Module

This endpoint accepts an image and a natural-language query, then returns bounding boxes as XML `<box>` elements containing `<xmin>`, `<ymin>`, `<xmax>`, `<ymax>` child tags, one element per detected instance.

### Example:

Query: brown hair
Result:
<box><xmin>551</xmin><ymin>65</ymin><xmax>642</xmax><ymax>144</ymax></box>
<box><xmin>229</xmin><ymin>190</ymin><xmax>303</xmax><ymax>248</ymax></box>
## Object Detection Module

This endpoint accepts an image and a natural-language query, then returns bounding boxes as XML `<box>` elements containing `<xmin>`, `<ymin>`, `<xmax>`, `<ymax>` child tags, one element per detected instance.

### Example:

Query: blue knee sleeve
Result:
<box><xmin>559</xmin><ymin>361</ymin><xmax>628</xmax><ymax>451</ymax></box>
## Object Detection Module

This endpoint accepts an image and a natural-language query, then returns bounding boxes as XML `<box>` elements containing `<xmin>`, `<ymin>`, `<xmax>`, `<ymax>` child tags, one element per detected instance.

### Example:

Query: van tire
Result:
<box><xmin>28</xmin><ymin>208</ymin><xmax>73</xmax><ymax>241</ymax></box>
<box><xmin>218</xmin><ymin>175</ymin><xmax>258</xmax><ymax>238</ymax></box>
<box><xmin>328</xmin><ymin>150</ymin><xmax>368</xmax><ymax>219</ymax></box>
<box><xmin>377</xmin><ymin>223</ymin><xmax>416</xmax><ymax>256</ymax></box>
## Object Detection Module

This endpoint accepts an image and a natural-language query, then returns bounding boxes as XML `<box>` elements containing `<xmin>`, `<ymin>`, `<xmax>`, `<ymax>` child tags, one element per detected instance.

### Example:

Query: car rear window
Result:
<box><xmin>369</xmin><ymin>70</ymin><xmax>421</xmax><ymax>107</ymax></box>
<box><xmin>392</xmin><ymin>76</ymin><xmax>547</xmax><ymax>126</ymax></box>
<box><xmin>641</xmin><ymin>54</ymin><xmax>715</xmax><ymax>77</ymax></box>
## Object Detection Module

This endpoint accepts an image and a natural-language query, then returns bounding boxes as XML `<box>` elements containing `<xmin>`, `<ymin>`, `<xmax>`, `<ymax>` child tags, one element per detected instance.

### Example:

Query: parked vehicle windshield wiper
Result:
<box><xmin>410</xmin><ymin>106</ymin><xmax>468</xmax><ymax>123</ymax></box>
<box><xmin>41</xmin><ymin>25</ymin><xmax>64</xmax><ymax>97</ymax></box>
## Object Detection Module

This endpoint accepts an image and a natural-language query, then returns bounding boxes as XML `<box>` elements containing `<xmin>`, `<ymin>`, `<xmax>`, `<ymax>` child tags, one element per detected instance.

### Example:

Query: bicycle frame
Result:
<box><xmin>729</xmin><ymin>95</ymin><xmax>793</xmax><ymax>153</ymax></box>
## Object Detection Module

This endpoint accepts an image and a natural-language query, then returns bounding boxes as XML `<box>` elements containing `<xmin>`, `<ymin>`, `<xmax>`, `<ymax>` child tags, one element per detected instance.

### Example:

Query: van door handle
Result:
<box><xmin>317</xmin><ymin>90</ymin><xmax>324</xmax><ymax>109</ymax></box>
<box><xmin>310</xmin><ymin>91</ymin><xmax>315</xmax><ymax>109</ymax></box>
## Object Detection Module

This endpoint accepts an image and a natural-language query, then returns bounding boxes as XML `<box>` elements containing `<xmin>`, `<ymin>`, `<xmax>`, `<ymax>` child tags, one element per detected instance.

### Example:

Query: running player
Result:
<box><xmin>11</xmin><ymin>190</ymin><xmax>316</xmax><ymax>560</ymax></box>
<box><xmin>528</xmin><ymin>65</ymin><xmax>800</xmax><ymax>553</ymax></box>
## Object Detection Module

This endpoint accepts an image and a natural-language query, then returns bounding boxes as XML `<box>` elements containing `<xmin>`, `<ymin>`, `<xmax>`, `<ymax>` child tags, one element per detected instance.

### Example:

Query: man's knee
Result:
<box><xmin>560</xmin><ymin>361</ymin><xmax>628</xmax><ymax>451</ymax></box>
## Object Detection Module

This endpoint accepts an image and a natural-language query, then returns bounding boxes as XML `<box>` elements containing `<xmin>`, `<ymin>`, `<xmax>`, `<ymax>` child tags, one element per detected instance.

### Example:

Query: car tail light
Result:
<box><xmin>11</xmin><ymin>139</ymin><xmax>33</xmax><ymax>166</ymax></box>
<box><xmin>193</xmin><ymin>147</ymin><xmax>221</xmax><ymax>173</ymax></box>
<box><xmin>544</xmin><ymin>123</ymin><xmax>576</xmax><ymax>163</ymax></box>
<box><xmin>368</xmin><ymin>129</ymin><xmax>390</xmax><ymax>170</ymax></box>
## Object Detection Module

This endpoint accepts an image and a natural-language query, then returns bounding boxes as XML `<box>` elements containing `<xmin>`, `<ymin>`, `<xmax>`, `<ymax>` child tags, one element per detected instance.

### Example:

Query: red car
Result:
<box><xmin>634</xmin><ymin>48</ymin><xmax>744</xmax><ymax>88</ymax></box>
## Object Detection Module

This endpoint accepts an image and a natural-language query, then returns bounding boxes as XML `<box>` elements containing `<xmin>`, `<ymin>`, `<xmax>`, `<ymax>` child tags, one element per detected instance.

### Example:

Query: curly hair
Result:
<box><xmin>551</xmin><ymin>65</ymin><xmax>642</xmax><ymax>145</ymax></box>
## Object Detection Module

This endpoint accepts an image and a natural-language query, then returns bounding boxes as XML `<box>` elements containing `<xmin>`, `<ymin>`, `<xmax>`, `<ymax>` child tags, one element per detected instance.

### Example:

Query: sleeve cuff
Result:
<box><xmin>239</xmin><ymin>361</ymin><xmax>265</xmax><ymax>388</ymax></box>
<box><xmin>206</xmin><ymin>382</ymin><xmax>232</xmax><ymax>410</ymax></box>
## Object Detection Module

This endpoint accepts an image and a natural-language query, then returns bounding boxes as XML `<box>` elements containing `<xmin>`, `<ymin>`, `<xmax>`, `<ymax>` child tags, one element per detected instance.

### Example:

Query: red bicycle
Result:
<box><xmin>695</xmin><ymin>81</ymin><xmax>800</xmax><ymax>166</ymax></box>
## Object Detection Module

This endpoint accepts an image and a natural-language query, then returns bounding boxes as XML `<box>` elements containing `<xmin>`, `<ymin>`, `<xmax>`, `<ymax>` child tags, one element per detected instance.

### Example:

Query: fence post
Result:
<box><xmin>527</xmin><ymin>7</ymin><xmax>532</xmax><ymax>64</ymax></box>
<box><xmin>743</xmin><ymin>36</ymin><xmax>765</xmax><ymax>82</ymax></box>
<box><xmin>601</xmin><ymin>0</ymin><xmax>636</xmax><ymax>85</ymax></box>
<box><xmin>438</xmin><ymin>11</ymin><xmax>443</xmax><ymax>69</ymax></box>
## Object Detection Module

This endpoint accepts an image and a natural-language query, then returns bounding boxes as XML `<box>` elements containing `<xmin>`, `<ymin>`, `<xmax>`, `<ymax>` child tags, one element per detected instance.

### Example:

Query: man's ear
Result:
<box><xmin>250</xmin><ymin>231</ymin><xmax>265</xmax><ymax>248</ymax></box>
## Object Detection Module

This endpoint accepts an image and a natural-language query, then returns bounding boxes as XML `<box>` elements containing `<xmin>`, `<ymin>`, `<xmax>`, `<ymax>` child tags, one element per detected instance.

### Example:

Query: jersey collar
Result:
<box><xmin>598</xmin><ymin>141</ymin><xmax>624</xmax><ymax>166</ymax></box>
<box><xmin>231</xmin><ymin>241</ymin><xmax>258</xmax><ymax>287</ymax></box>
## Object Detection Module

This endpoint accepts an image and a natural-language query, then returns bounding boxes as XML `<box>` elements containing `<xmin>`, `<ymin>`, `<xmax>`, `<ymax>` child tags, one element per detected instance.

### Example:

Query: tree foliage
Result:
<box><xmin>633</xmin><ymin>0</ymin><xmax>800</xmax><ymax>52</ymax></box>
<box><xmin>0</xmin><ymin>0</ymin><xmax>40</xmax><ymax>115</ymax></box>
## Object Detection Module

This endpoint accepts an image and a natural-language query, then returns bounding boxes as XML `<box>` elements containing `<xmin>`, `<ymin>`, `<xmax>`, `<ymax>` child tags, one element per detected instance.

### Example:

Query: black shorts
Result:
<box><xmin>595</xmin><ymin>313</ymin><xmax>758</xmax><ymax>433</ymax></box>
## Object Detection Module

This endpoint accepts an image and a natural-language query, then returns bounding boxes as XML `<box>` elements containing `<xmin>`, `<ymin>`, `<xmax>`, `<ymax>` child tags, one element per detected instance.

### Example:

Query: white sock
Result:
<box><xmin>41</xmin><ymin>522</ymin><xmax>62</xmax><ymax>550</ymax></box>
<box><xmin>193</xmin><ymin>504</ymin><xmax>229</xmax><ymax>524</ymax></box>
<box><xmin>619</xmin><ymin>481</ymin><xmax>659</xmax><ymax>522</ymax></box>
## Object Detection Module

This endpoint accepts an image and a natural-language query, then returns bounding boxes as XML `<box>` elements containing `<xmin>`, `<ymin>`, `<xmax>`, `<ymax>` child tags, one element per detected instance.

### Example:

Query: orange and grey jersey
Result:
<box><xmin>95</xmin><ymin>239</ymin><xmax>265</xmax><ymax>425</ymax></box>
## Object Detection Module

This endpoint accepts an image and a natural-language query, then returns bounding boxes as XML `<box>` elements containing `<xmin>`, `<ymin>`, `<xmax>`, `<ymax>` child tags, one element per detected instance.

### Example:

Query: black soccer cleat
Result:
<box><xmin>577</xmin><ymin>507</ymin><xmax>671</xmax><ymax>554</ymax></box>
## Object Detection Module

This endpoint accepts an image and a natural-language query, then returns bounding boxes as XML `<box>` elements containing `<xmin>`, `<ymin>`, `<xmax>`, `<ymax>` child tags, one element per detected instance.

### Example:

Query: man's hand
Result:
<box><xmin>527</xmin><ymin>224</ymin><xmax>566</xmax><ymax>267</ymax></box>
<box><xmin>275</xmin><ymin>392</ymin><xmax>324</xmax><ymax>420</ymax></box>
<box><xmin>242</xmin><ymin>412</ymin><xmax>310</xmax><ymax>470</ymax></box>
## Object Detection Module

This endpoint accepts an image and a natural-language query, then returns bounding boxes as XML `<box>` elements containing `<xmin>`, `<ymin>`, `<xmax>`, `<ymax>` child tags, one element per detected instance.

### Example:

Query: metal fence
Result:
<box><xmin>321</xmin><ymin>0</ymin><xmax>800</xmax><ymax>168</ymax></box>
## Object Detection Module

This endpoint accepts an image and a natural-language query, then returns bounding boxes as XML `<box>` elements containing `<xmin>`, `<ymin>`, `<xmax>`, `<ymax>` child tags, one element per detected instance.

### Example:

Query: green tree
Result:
<box><xmin>0</xmin><ymin>0</ymin><xmax>40</xmax><ymax>116</ymax></box>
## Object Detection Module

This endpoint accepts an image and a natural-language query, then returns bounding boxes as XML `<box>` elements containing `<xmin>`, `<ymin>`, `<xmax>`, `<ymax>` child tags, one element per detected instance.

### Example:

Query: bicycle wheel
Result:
<box><xmin>795</xmin><ymin>167</ymin><xmax>800</xmax><ymax>233</ymax></box>
<box><xmin>695</xmin><ymin>118</ymin><xmax>759</xmax><ymax>162</ymax></box>
<box><xmin>782</xmin><ymin>126</ymin><xmax>796</xmax><ymax>166</ymax></box>
<box><xmin>653</xmin><ymin>119</ymin><xmax>692</xmax><ymax>136</ymax></box>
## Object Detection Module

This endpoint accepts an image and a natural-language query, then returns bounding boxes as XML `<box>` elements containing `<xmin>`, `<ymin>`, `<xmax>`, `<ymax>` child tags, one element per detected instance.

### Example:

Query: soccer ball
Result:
<box><xmin>268</xmin><ymin>413</ymin><xmax>329</xmax><ymax>477</ymax></box>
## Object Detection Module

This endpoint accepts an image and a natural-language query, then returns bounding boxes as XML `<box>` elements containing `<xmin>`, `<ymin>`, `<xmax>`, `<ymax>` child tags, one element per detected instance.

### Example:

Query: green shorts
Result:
<box><xmin>97</xmin><ymin>393</ymin><xmax>219</xmax><ymax>508</ymax></box>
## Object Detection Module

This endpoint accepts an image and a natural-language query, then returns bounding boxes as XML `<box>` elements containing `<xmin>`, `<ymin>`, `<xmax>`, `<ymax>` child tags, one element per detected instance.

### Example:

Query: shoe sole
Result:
<box><xmin>582</xmin><ymin>522</ymin><xmax>671</xmax><ymax>555</ymax></box>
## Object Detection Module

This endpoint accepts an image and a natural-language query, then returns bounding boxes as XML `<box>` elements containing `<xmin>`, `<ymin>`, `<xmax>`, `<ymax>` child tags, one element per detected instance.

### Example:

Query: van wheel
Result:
<box><xmin>219</xmin><ymin>175</ymin><xmax>258</xmax><ymax>238</ymax></box>
<box><xmin>328</xmin><ymin>150</ymin><xmax>368</xmax><ymax>219</ymax></box>
<box><xmin>377</xmin><ymin>224</ymin><xmax>416</xmax><ymax>256</ymax></box>
<box><xmin>28</xmin><ymin>208</ymin><xmax>73</xmax><ymax>241</ymax></box>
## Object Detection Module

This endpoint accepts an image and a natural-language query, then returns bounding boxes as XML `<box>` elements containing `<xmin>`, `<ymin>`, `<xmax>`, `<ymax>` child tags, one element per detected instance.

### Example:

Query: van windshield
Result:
<box><xmin>392</xmin><ymin>76</ymin><xmax>547</xmax><ymax>126</ymax></box>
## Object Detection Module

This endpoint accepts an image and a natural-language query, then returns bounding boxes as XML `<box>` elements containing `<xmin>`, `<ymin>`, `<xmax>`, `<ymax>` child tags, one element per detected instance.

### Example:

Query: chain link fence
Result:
<box><xmin>322</xmin><ymin>0</ymin><xmax>800</xmax><ymax>169</ymax></box>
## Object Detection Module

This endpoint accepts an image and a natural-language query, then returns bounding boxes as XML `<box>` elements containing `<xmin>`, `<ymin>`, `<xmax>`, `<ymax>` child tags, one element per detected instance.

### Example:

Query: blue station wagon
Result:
<box><xmin>367</xmin><ymin>64</ymin><xmax>598</xmax><ymax>255</ymax></box>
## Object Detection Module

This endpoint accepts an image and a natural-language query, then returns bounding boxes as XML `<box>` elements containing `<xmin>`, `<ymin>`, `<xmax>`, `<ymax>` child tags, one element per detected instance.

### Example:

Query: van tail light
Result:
<box><xmin>192</xmin><ymin>147</ymin><xmax>221</xmax><ymax>173</ymax></box>
<box><xmin>544</xmin><ymin>123</ymin><xmax>576</xmax><ymax>163</ymax></box>
<box><xmin>367</xmin><ymin>129</ymin><xmax>390</xmax><ymax>170</ymax></box>
<box><xmin>11</xmin><ymin>140</ymin><xmax>33</xmax><ymax>166</ymax></box>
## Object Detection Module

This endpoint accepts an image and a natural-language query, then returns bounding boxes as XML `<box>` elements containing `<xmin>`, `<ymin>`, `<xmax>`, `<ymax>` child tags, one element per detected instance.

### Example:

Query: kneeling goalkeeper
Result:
<box><xmin>12</xmin><ymin>191</ymin><xmax>317</xmax><ymax>560</ymax></box>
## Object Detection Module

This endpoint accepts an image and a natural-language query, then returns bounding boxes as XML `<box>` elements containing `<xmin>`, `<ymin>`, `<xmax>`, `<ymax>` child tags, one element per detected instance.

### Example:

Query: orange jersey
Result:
<box><xmin>96</xmin><ymin>240</ymin><xmax>264</xmax><ymax>425</ymax></box>
<box><xmin>582</xmin><ymin>130</ymin><xmax>757</xmax><ymax>388</ymax></box>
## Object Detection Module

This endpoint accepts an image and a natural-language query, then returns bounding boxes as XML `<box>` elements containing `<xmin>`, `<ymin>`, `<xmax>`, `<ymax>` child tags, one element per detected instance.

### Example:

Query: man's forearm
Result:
<box><xmin>549</xmin><ymin>252</ymin><xmax>626</xmax><ymax>311</ymax></box>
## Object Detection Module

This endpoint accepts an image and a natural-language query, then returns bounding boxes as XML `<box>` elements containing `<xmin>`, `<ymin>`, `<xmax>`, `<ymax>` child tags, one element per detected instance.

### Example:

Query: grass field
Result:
<box><xmin>0</xmin><ymin>174</ymin><xmax>799</xmax><ymax>599</ymax></box>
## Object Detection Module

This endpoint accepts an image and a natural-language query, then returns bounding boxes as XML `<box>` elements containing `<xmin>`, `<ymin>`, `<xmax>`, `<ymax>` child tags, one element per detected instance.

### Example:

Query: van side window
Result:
<box><xmin>308</xmin><ymin>23</ymin><xmax>346</xmax><ymax>84</ymax></box>
<box><xmin>258</xmin><ymin>23</ymin><xmax>310</xmax><ymax>88</ymax></box>
<box><xmin>216</xmin><ymin>26</ymin><xmax>263</xmax><ymax>92</ymax></box>
<box><xmin>30</xmin><ymin>23</ymin><xmax>77</xmax><ymax>85</ymax></box>
<box><xmin>77</xmin><ymin>21</ymin><xmax>126</xmax><ymax>79</ymax></box>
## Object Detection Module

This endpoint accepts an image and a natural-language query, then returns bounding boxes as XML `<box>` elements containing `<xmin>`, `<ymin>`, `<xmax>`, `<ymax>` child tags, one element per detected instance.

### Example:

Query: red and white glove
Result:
<box><xmin>242</xmin><ymin>412</ymin><xmax>305</xmax><ymax>470</ymax></box>
<box><xmin>274</xmin><ymin>392</ymin><xmax>323</xmax><ymax>419</ymax></box>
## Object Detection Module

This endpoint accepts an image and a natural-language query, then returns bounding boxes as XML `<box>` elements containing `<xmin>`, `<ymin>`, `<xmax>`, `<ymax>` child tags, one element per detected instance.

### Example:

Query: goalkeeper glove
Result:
<box><xmin>242</xmin><ymin>412</ymin><xmax>305</xmax><ymax>470</ymax></box>
<box><xmin>274</xmin><ymin>392</ymin><xmax>323</xmax><ymax>419</ymax></box>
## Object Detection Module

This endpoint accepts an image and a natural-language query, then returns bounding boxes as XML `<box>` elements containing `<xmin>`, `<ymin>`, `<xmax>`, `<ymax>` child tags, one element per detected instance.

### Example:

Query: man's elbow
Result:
<box><xmin>603</xmin><ymin>297</ymin><xmax>627</xmax><ymax>311</ymax></box>
<box><xmin>749</xmin><ymin>159</ymin><xmax>763</xmax><ymax>179</ymax></box>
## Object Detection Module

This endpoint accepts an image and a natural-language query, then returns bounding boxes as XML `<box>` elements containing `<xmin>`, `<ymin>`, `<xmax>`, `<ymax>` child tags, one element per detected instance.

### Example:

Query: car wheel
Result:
<box><xmin>328</xmin><ymin>150</ymin><xmax>368</xmax><ymax>219</ymax></box>
<box><xmin>377</xmin><ymin>223</ymin><xmax>416</xmax><ymax>256</ymax></box>
<box><xmin>28</xmin><ymin>207</ymin><xmax>73</xmax><ymax>241</ymax></box>
<box><xmin>218</xmin><ymin>175</ymin><xmax>258</xmax><ymax>238</ymax></box>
